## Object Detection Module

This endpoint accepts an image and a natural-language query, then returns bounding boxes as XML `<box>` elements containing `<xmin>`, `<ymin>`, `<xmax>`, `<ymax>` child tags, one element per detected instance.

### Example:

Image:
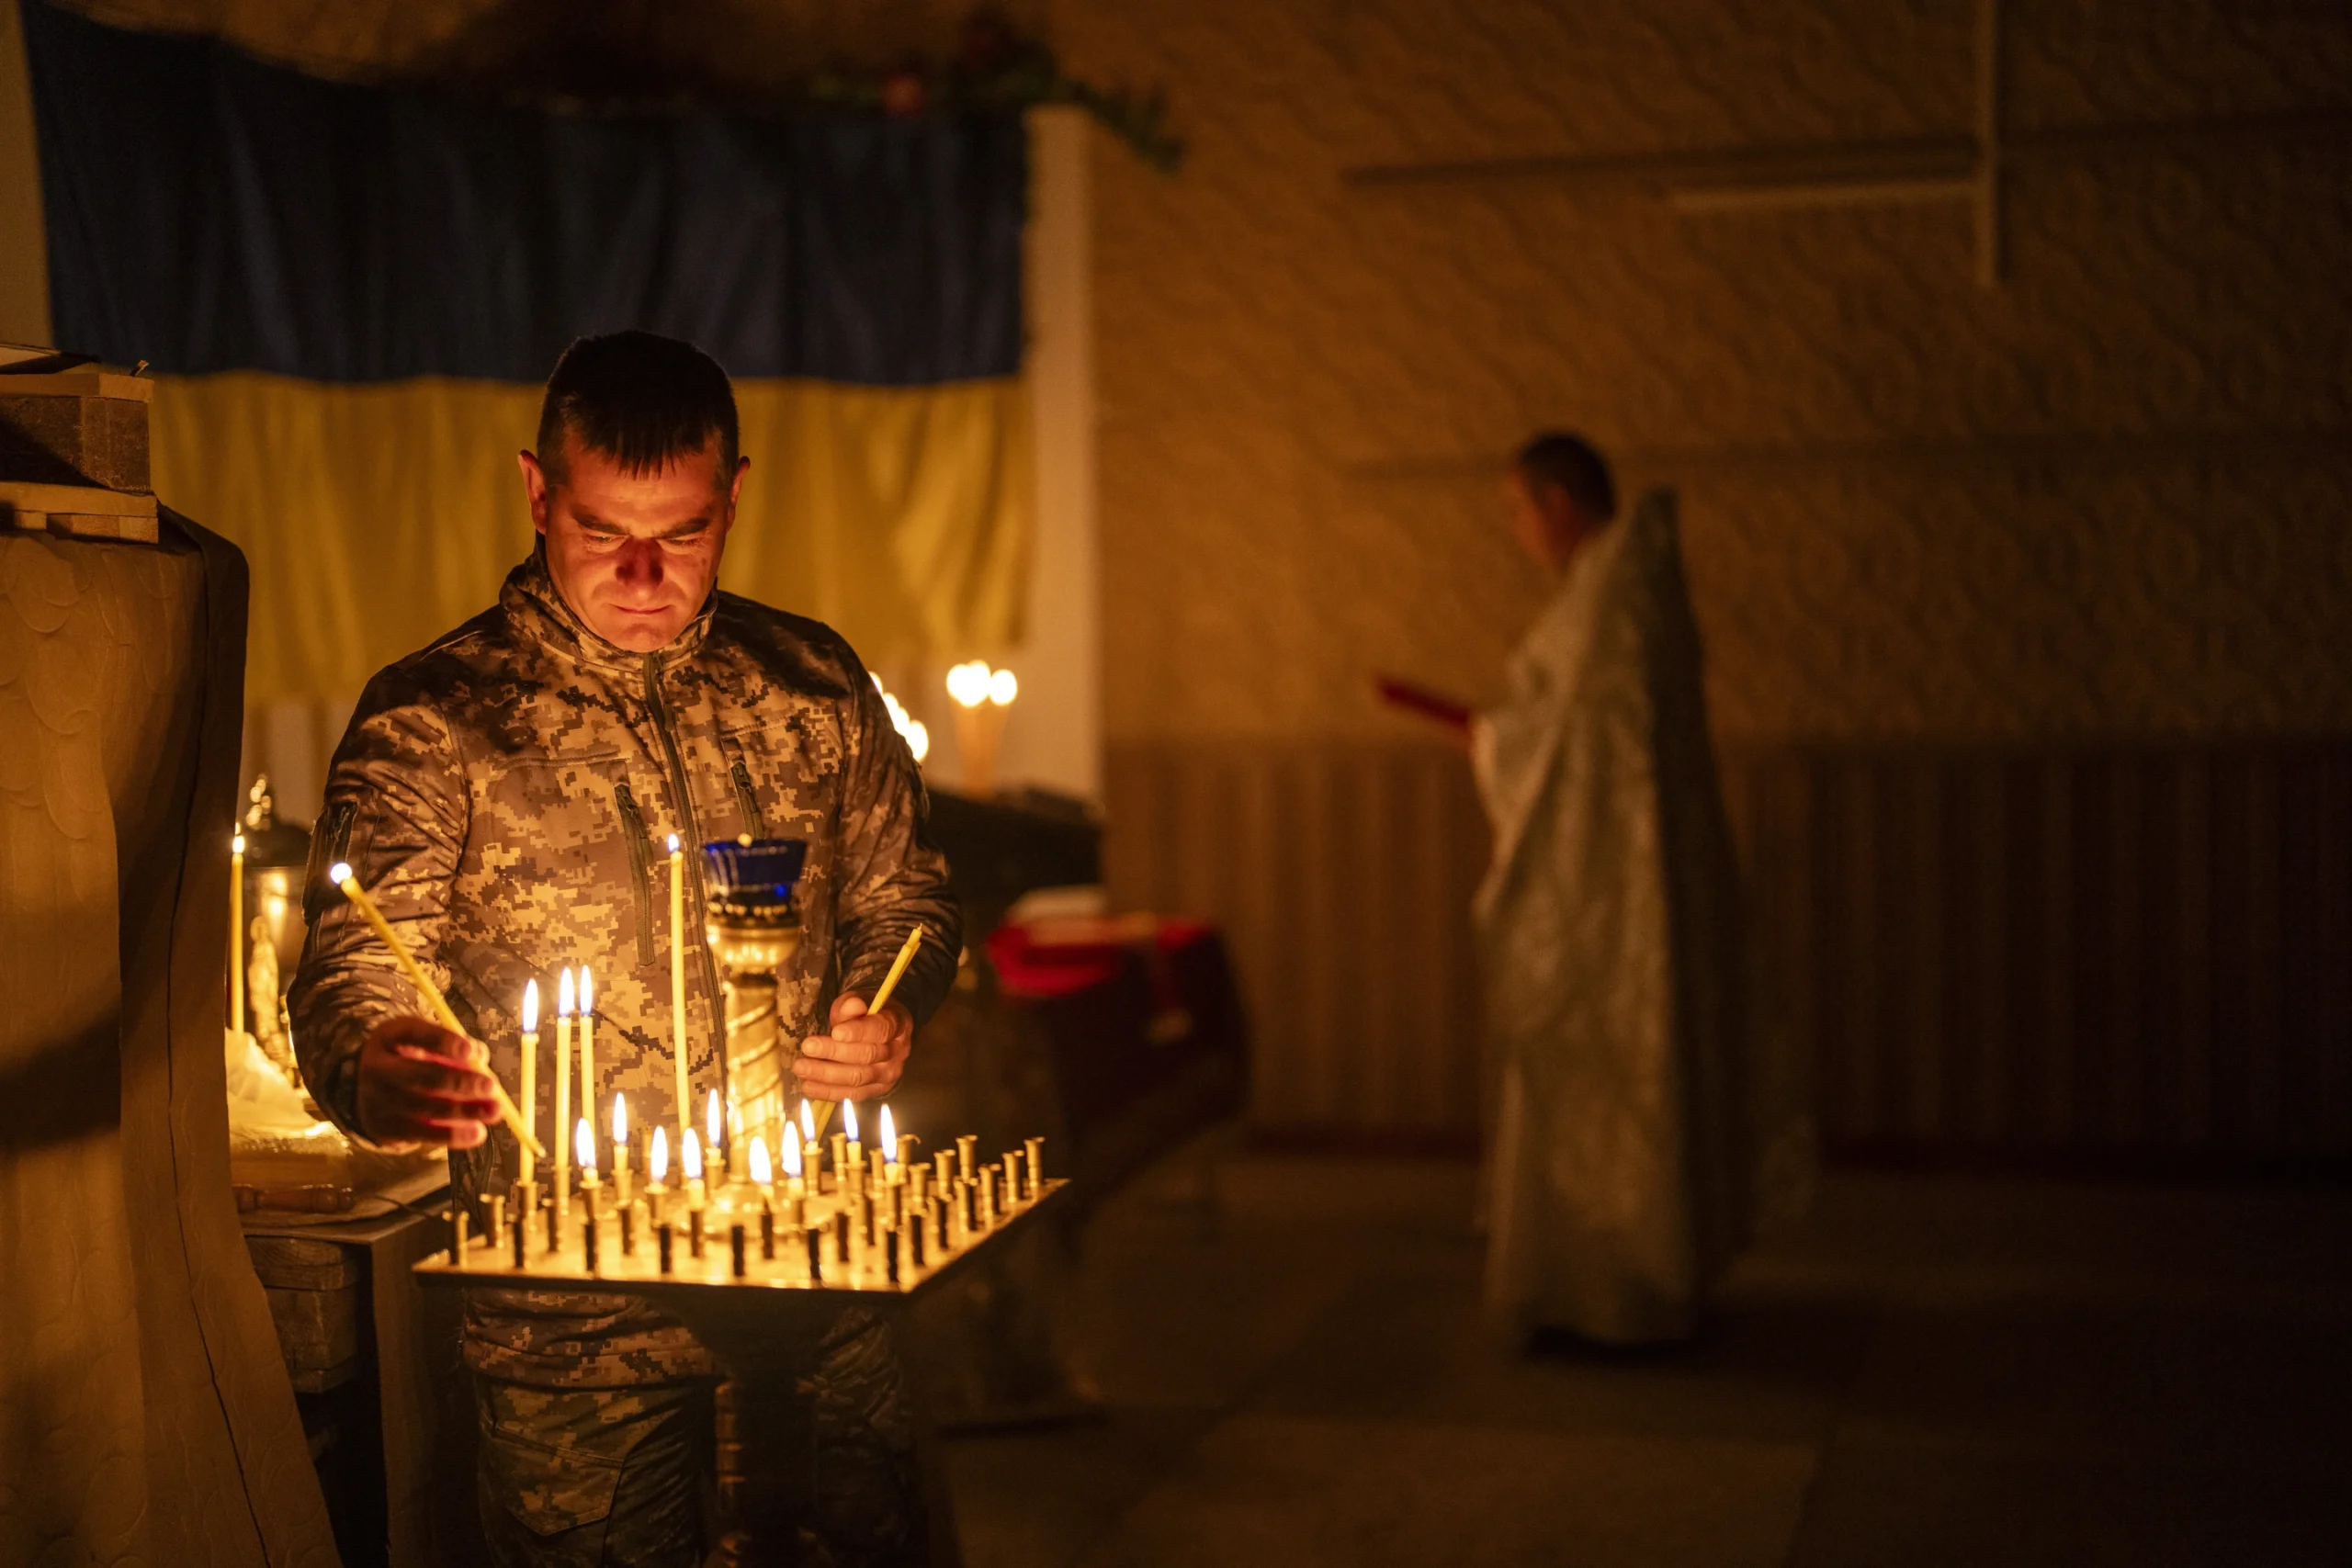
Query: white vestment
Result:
<box><xmin>1475</xmin><ymin>491</ymin><xmax>1812</xmax><ymax>1344</ymax></box>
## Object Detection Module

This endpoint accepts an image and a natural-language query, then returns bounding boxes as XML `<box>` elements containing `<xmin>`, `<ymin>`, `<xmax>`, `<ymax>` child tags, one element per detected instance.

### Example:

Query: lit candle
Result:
<box><xmin>612</xmin><ymin>1093</ymin><xmax>631</xmax><ymax>1207</ymax></box>
<box><xmin>668</xmin><ymin>832</ymin><xmax>691</xmax><ymax>1149</ymax></box>
<box><xmin>554</xmin><ymin>967</ymin><xmax>574</xmax><ymax>1216</ymax></box>
<box><xmin>575</xmin><ymin>1116</ymin><xmax>599</xmax><ymax>1205</ymax></box>
<box><xmin>576</xmin><ymin>1116</ymin><xmax>600</xmax><ymax>1272</ymax></box>
<box><xmin>229</xmin><ymin>832</ymin><xmax>245</xmax><ymax>1035</ymax></box>
<box><xmin>579</xmin><ymin>966</ymin><xmax>596</xmax><ymax>1143</ymax></box>
<box><xmin>706</xmin><ymin>1089</ymin><xmax>723</xmax><ymax>1176</ymax></box>
<box><xmin>750</xmin><ymin>1135</ymin><xmax>774</xmax><ymax>1209</ymax></box>
<box><xmin>841</xmin><ymin>1097</ymin><xmax>861</xmax><ymax>1195</ymax></box>
<box><xmin>781</xmin><ymin>1130</ymin><xmax>806</xmax><ymax>1201</ymax></box>
<box><xmin>518</xmin><ymin>980</ymin><xmax>539</xmax><ymax>1185</ymax></box>
<box><xmin>880</xmin><ymin>1106</ymin><xmax>901</xmax><ymax>1183</ymax></box>
<box><xmin>800</xmin><ymin>1099</ymin><xmax>821</xmax><ymax>1197</ymax></box>
<box><xmin>648</xmin><ymin>1124</ymin><xmax>670</xmax><ymax>1224</ymax></box>
<box><xmin>683</xmin><ymin>1128</ymin><xmax>706</xmax><ymax>1212</ymax></box>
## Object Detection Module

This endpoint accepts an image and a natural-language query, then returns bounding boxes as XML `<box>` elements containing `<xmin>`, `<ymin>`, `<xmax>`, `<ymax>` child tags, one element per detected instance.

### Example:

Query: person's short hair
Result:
<box><xmin>536</xmin><ymin>331</ymin><xmax>740</xmax><ymax>490</ymax></box>
<box><xmin>1515</xmin><ymin>431</ymin><xmax>1616</xmax><ymax>522</ymax></box>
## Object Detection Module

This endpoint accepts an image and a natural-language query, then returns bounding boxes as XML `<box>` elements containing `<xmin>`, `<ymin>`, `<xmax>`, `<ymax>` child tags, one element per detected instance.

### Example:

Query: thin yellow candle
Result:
<box><xmin>682</xmin><ymin>1128</ymin><xmax>706</xmax><ymax>1212</ymax></box>
<box><xmin>647</xmin><ymin>1125</ymin><xmax>670</xmax><ymax>1224</ymax></box>
<box><xmin>229</xmin><ymin>832</ymin><xmax>245</xmax><ymax>1035</ymax></box>
<box><xmin>728</xmin><ymin>1100</ymin><xmax>747</xmax><ymax>1181</ymax></box>
<box><xmin>555</xmin><ymin>967</ymin><xmax>574</xmax><ymax>1213</ymax></box>
<box><xmin>579</xmin><ymin>965</ymin><xmax>596</xmax><ymax>1143</ymax></box>
<box><xmin>802</xmin><ymin>927</ymin><xmax>925</xmax><ymax>1142</ymax></box>
<box><xmin>781</xmin><ymin>1130</ymin><xmax>806</xmax><ymax>1201</ymax></box>
<box><xmin>750</xmin><ymin>1136</ymin><xmax>774</xmax><ymax>1209</ymax></box>
<box><xmin>668</xmin><ymin>832</ymin><xmax>691</xmax><ymax>1148</ymax></box>
<box><xmin>518</xmin><ymin>980</ymin><xmax>539</xmax><ymax>1184</ymax></box>
<box><xmin>612</xmin><ymin>1093</ymin><xmax>631</xmax><ymax>1207</ymax></box>
<box><xmin>326</xmin><ymin>863</ymin><xmax>543</xmax><ymax>1158</ymax></box>
<box><xmin>575</xmin><ymin>1116</ymin><xmax>599</xmax><ymax>1206</ymax></box>
<box><xmin>706</xmin><ymin>1089</ymin><xmax>723</xmax><ymax>1175</ymax></box>
<box><xmin>840</xmin><ymin>1096</ymin><xmax>860</xmax><ymax>1193</ymax></box>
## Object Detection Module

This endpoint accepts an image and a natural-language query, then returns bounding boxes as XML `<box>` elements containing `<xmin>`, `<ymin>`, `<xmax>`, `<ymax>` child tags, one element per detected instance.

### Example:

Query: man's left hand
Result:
<box><xmin>795</xmin><ymin>996</ymin><xmax>912</xmax><ymax>1101</ymax></box>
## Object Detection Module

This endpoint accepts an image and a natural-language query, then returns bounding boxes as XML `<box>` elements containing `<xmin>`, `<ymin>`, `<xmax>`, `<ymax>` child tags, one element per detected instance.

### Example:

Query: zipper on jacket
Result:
<box><xmin>646</xmin><ymin>654</ymin><xmax>728</xmax><ymax>1063</ymax></box>
<box><xmin>613</xmin><ymin>782</ymin><xmax>658</xmax><ymax>968</ymax></box>
<box><xmin>729</xmin><ymin>756</ymin><xmax>766</xmax><ymax>840</ymax></box>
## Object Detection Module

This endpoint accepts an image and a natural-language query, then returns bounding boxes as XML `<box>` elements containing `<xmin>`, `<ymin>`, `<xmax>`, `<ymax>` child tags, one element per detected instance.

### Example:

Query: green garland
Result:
<box><xmin>802</xmin><ymin>14</ymin><xmax>1184</xmax><ymax>174</ymax></box>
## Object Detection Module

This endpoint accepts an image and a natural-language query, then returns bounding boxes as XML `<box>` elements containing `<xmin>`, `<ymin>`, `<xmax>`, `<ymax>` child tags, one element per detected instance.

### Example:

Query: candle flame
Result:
<box><xmin>782</xmin><ymin>1134</ymin><xmax>803</xmax><ymax>1177</ymax></box>
<box><xmin>521</xmin><ymin>978</ymin><xmax>538</xmax><ymax>1033</ymax></box>
<box><xmin>667</xmin><ymin>831</ymin><xmax>680</xmax><ymax>854</ymax></box>
<box><xmin>988</xmin><ymin>667</ymin><xmax>1018</xmax><ymax>705</ymax></box>
<box><xmin>558</xmin><ymin>966</ymin><xmax>575</xmax><ymax>1015</ymax></box>
<box><xmin>681</xmin><ymin>1128</ymin><xmax>703</xmax><ymax>1181</ymax></box>
<box><xmin>945</xmin><ymin>660</ymin><xmax>990</xmax><ymax>708</ymax></box>
<box><xmin>843</xmin><ymin>1097</ymin><xmax>859</xmax><ymax>1144</ymax></box>
<box><xmin>749</xmin><ymin>1136</ymin><xmax>772</xmax><ymax>1186</ymax></box>
<box><xmin>799</xmin><ymin>1098</ymin><xmax>816</xmax><ymax>1139</ymax></box>
<box><xmin>232</xmin><ymin>832</ymin><xmax>245</xmax><ymax>854</ymax></box>
<box><xmin>612</xmin><ymin>1092</ymin><xmax>627</xmax><ymax>1145</ymax></box>
<box><xmin>879</xmin><ymin>1104</ymin><xmax>898</xmax><ymax>1162</ymax></box>
<box><xmin>574</xmin><ymin>1117</ymin><xmax>595</xmax><ymax>1173</ymax></box>
<box><xmin>328</xmin><ymin>861</ymin><xmax>352</xmax><ymax>884</ymax></box>
<box><xmin>706</xmin><ymin>1089</ymin><xmax>722</xmax><ymax>1151</ymax></box>
<box><xmin>581</xmin><ymin>965</ymin><xmax>594</xmax><ymax>1011</ymax></box>
<box><xmin>650</xmin><ymin>1125</ymin><xmax>669</xmax><ymax>1183</ymax></box>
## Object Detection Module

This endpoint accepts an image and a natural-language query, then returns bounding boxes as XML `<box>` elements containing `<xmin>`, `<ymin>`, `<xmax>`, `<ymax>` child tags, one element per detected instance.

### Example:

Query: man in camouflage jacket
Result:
<box><xmin>289</xmin><ymin>333</ymin><xmax>959</xmax><ymax>1566</ymax></box>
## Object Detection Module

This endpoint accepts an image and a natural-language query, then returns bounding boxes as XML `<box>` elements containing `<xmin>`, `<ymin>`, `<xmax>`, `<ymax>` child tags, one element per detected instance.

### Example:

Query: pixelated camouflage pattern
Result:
<box><xmin>289</xmin><ymin>547</ymin><xmax>960</xmax><ymax>1386</ymax></box>
<box><xmin>476</xmin><ymin>1311</ymin><xmax>925</xmax><ymax>1566</ymax></box>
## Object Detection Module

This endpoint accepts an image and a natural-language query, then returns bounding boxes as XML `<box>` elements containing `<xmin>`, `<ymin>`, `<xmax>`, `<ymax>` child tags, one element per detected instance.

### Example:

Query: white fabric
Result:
<box><xmin>1476</xmin><ymin>491</ymin><xmax>1812</xmax><ymax>1344</ymax></box>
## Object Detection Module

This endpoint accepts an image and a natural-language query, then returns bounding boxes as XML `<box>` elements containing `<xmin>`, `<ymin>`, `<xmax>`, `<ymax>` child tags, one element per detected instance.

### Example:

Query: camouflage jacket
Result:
<box><xmin>288</xmin><ymin>547</ymin><xmax>959</xmax><ymax>1386</ymax></box>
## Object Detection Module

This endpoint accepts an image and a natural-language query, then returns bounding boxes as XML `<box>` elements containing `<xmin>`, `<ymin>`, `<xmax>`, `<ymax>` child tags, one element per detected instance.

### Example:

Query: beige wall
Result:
<box><xmin>1058</xmin><ymin>0</ymin><xmax>2352</xmax><ymax>748</ymax></box>
<box><xmin>1061</xmin><ymin>0</ymin><xmax>2352</xmax><ymax>1152</ymax></box>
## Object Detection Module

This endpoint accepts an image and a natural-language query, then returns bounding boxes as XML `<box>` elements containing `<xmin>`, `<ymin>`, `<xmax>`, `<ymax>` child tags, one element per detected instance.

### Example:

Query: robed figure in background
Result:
<box><xmin>1473</xmin><ymin>434</ymin><xmax>1811</xmax><ymax>1347</ymax></box>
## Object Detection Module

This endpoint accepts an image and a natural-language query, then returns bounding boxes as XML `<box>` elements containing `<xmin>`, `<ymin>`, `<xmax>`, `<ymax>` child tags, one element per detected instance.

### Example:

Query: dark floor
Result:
<box><xmin>940</xmin><ymin>1150</ymin><xmax>2352</xmax><ymax>1567</ymax></box>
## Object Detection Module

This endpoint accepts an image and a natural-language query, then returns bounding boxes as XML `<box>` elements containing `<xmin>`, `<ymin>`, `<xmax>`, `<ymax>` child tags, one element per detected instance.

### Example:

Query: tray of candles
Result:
<box><xmin>416</xmin><ymin>1112</ymin><xmax>1060</xmax><ymax>1311</ymax></box>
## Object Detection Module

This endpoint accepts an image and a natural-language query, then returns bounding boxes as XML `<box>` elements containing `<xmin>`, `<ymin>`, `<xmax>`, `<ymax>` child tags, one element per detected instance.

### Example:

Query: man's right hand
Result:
<box><xmin>356</xmin><ymin>1015</ymin><xmax>502</xmax><ymax>1149</ymax></box>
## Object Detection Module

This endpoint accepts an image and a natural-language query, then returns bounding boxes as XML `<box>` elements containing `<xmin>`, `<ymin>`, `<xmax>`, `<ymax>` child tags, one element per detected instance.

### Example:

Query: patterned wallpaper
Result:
<box><xmin>1055</xmin><ymin>0</ymin><xmax>2352</xmax><ymax>744</ymax></box>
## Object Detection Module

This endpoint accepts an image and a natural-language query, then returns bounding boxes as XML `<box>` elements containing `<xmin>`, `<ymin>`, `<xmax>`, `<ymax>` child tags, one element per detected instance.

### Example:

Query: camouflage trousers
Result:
<box><xmin>475</xmin><ymin>1310</ymin><xmax>932</xmax><ymax>1568</ymax></box>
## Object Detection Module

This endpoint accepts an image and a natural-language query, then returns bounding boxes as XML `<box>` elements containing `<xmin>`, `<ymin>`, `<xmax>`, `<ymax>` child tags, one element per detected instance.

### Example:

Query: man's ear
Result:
<box><xmin>729</xmin><ymin>455</ymin><xmax>750</xmax><ymax>510</ymax></box>
<box><xmin>519</xmin><ymin>449</ymin><xmax>551</xmax><ymax>535</ymax></box>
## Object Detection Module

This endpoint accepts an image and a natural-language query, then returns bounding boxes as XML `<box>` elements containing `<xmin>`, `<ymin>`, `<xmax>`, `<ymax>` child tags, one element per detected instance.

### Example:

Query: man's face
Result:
<box><xmin>521</xmin><ymin>431</ymin><xmax>748</xmax><ymax>652</ymax></box>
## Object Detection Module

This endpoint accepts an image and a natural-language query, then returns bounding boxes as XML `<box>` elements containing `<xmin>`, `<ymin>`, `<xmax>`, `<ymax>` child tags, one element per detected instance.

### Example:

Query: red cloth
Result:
<box><xmin>986</xmin><ymin>917</ymin><xmax>1213</xmax><ymax>999</ymax></box>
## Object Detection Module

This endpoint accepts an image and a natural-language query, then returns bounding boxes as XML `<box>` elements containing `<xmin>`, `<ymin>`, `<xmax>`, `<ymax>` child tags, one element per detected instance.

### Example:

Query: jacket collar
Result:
<box><xmin>502</xmin><ymin>540</ymin><xmax>717</xmax><ymax>678</ymax></box>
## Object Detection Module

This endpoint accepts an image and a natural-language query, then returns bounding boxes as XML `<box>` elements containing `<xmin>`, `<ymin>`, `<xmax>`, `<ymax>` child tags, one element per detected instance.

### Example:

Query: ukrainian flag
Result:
<box><xmin>21</xmin><ymin>2</ymin><xmax>1033</xmax><ymax>704</ymax></box>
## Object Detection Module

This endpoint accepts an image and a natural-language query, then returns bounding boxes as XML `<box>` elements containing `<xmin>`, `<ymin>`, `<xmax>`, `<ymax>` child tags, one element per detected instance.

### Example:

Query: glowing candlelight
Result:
<box><xmin>518</xmin><ymin>980</ymin><xmax>539</xmax><ymax>1184</ymax></box>
<box><xmin>706</xmin><ymin>1089</ymin><xmax>723</xmax><ymax>1168</ymax></box>
<box><xmin>575</xmin><ymin>1116</ymin><xmax>597</xmax><ymax>1188</ymax></box>
<box><xmin>229</xmin><ymin>832</ymin><xmax>245</xmax><ymax>1035</ymax></box>
<box><xmin>682</xmin><ymin>1128</ymin><xmax>705</xmax><ymax>1210</ymax></box>
<box><xmin>555</xmin><ymin>967</ymin><xmax>574</xmax><ymax>1213</ymax></box>
<box><xmin>648</xmin><ymin>1124</ymin><xmax>670</xmax><ymax>1223</ymax></box>
<box><xmin>325</xmin><ymin>863</ymin><xmax>542</xmax><ymax>1158</ymax></box>
<box><xmin>750</xmin><ymin>1136</ymin><xmax>774</xmax><ymax>1208</ymax></box>
<box><xmin>880</xmin><ymin>1105</ymin><xmax>901</xmax><ymax>1182</ymax></box>
<box><xmin>988</xmin><ymin>667</ymin><xmax>1018</xmax><ymax>706</ymax></box>
<box><xmin>579</xmin><ymin>966</ymin><xmax>596</xmax><ymax>1142</ymax></box>
<box><xmin>612</xmin><ymin>1093</ymin><xmax>631</xmax><ymax>1206</ymax></box>
<box><xmin>781</xmin><ymin>1130</ymin><xmax>806</xmax><ymax>1200</ymax></box>
<box><xmin>668</xmin><ymin>832</ymin><xmax>690</xmax><ymax>1148</ymax></box>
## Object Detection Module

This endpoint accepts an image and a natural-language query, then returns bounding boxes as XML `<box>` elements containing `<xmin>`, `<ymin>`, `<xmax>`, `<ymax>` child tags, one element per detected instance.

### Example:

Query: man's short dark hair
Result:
<box><xmin>536</xmin><ymin>331</ymin><xmax>740</xmax><ymax>489</ymax></box>
<box><xmin>1516</xmin><ymin>431</ymin><xmax>1616</xmax><ymax>522</ymax></box>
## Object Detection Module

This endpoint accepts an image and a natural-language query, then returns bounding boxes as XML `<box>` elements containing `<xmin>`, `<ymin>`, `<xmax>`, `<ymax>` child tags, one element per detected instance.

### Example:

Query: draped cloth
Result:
<box><xmin>0</xmin><ymin>515</ymin><xmax>338</xmax><ymax>1566</ymax></box>
<box><xmin>1475</xmin><ymin>491</ymin><xmax>1812</xmax><ymax>1345</ymax></box>
<box><xmin>21</xmin><ymin>0</ymin><xmax>1036</xmax><ymax>701</ymax></box>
